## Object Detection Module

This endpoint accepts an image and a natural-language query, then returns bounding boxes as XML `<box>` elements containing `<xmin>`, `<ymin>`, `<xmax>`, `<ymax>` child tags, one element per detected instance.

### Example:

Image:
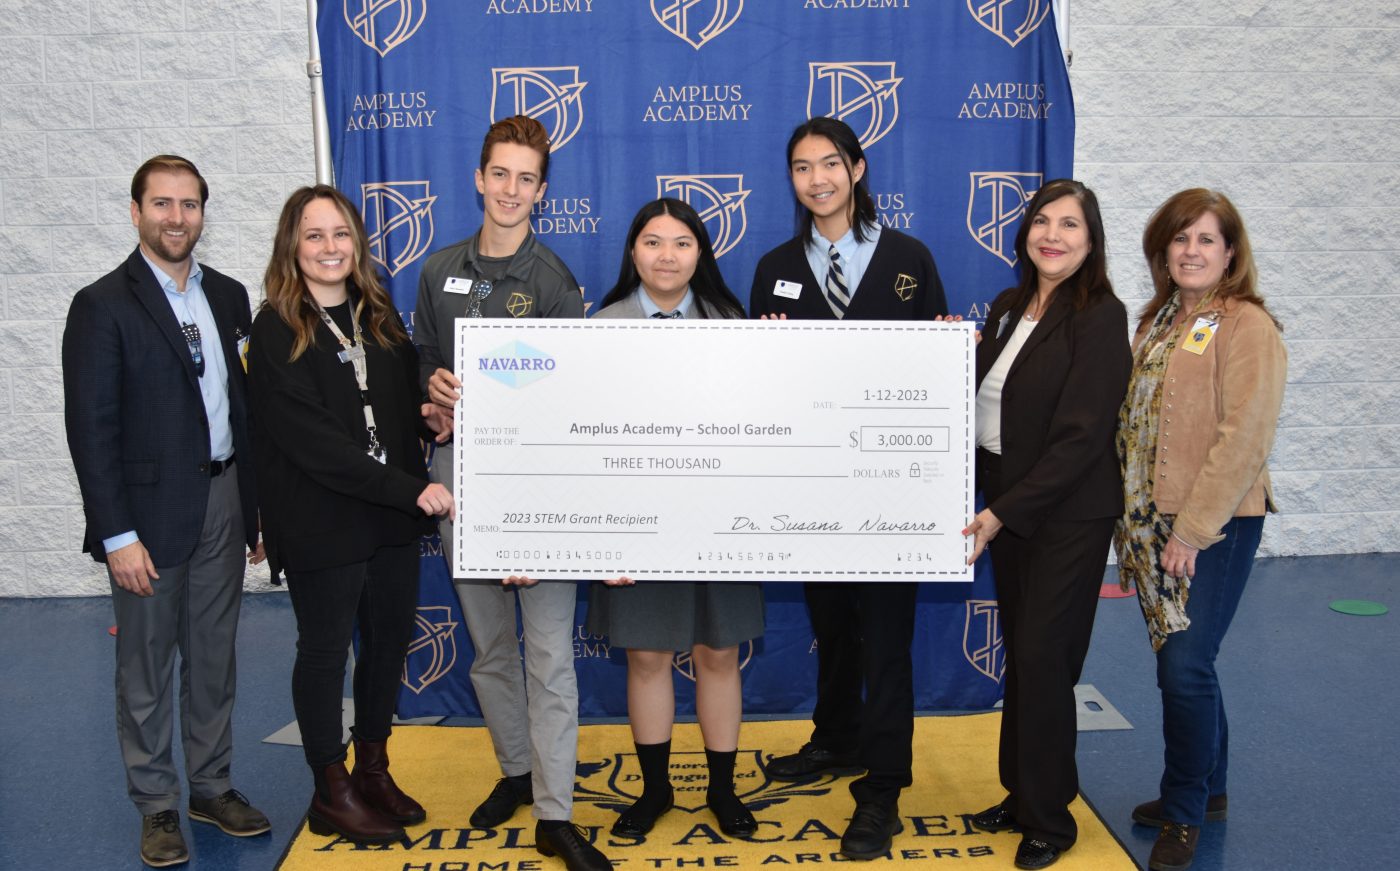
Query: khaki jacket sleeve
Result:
<box><xmin>1172</xmin><ymin>309</ymin><xmax>1287</xmax><ymax>549</ymax></box>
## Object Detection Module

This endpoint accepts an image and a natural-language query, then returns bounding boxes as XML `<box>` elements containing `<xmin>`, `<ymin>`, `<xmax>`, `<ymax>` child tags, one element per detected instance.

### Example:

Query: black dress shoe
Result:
<box><xmin>471</xmin><ymin>774</ymin><xmax>533</xmax><ymax>828</ymax></box>
<box><xmin>969</xmin><ymin>803</ymin><xmax>1017</xmax><ymax>833</ymax></box>
<box><xmin>706</xmin><ymin>792</ymin><xmax>757</xmax><ymax>837</ymax></box>
<box><xmin>610</xmin><ymin>790</ymin><xmax>673</xmax><ymax>837</ymax></box>
<box><xmin>1014</xmin><ymin>837</ymin><xmax>1064</xmax><ymax>870</ymax></box>
<box><xmin>765</xmin><ymin>742</ymin><xmax>863</xmax><ymax>781</ymax></box>
<box><xmin>840</xmin><ymin>802</ymin><xmax>903</xmax><ymax>860</ymax></box>
<box><xmin>535</xmin><ymin>821</ymin><xmax>612</xmax><ymax>871</ymax></box>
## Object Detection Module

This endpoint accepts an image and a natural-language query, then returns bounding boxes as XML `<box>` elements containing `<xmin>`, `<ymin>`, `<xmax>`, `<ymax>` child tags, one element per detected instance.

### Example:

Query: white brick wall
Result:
<box><xmin>1072</xmin><ymin>1</ymin><xmax>1400</xmax><ymax>558</ymax></box>
<box><xmin>0</xmin><ymin>0</ymin><xmax>309</xmax><ymax>596</ymax></box>
<box><xmin>0</xmin><ymin>2</ymin><xmax>1394</xmax><ymax>595</ymax></box>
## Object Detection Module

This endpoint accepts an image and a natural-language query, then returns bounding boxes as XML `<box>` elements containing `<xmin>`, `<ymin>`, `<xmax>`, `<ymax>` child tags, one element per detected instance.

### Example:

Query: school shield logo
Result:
<box><xmin>506</xmin><ymin>292</ymin><xmax>534</xmax><ymax>318</ymax></box>
<box><xmin>651</xmin><ymin>0</ymin><xmax>744</xmax><ymax>50</ymax></box>
<box><xmin>964</xmin><ymin>600</ymin><xmax>1005</xmax><ymax>682</ymax></box>
<box><xmin>361</xmin><ymin>180</ymin><xmax>436</xmax><ymax>276</ymax></box>
<box><xmin>673</xmin><ymin>642</ymin><xmax>755</xmax><ymax>682</ymax></box>
<box><xmin>807</xmin><ymin>62</ymin><xmax>902</xmax><ymax>149</ymax></box>
<box><xmin>966</xmin><ymin>171</ymin><xmax>1041</xmax><ymax>267</ymax></box>
<box><xmin>491</xmin><ymin>67</ymin><xmax>587</xmax><ymax>153</ymax></box>
<box><xmin>401</xmin><ymin>605</ymin><xmax>459</xmax><ymax>694</ymax></box>
<box><xmin>656</xmin><ymin>174</ymin><xmax>749</xmax><ymax>259</ymax></box>
<box><xmin>894</xmin><ymin>273</ymin><xmax>917</xmax><ymax>303</ymax></box>
<box><xmin>573</xmin><ymin>746</ymin><xmax>833</xmax><ymax>820</ymax></box>
<box><xmin>967</xmin><ymin>0</ymin><xmax>1052</xmax><ymax>48</ymax></box>
<box><xmin>343</xmin><ymin>0</ymin><xmax>427</xmax><ymax>57</ymax></box>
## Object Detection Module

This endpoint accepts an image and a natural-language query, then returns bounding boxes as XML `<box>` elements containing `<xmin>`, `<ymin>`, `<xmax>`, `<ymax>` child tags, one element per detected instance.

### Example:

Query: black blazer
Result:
<box><xmin>975</xmin><ymin>288</ymin><xmax>1131</xmax><ymax>538</ymax></box>
<box><xmin>62</xmin><ymin>248</ymin><xmax>258</xmax><ymax>566</ymax></box>
<box><xmin>247</xmin><ymin>297</ymin><xmax>431</xmax><ymax>577</ymax></box>
<box><xmin>748</xmin><ymin>229</ymin><xmax>948</xmax><ymax>320</ymax></box>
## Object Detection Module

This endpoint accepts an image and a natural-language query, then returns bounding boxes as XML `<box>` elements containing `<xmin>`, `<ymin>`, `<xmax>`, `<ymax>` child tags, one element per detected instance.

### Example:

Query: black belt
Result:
<box><xmin>206</xmin><ymin>455</ymin><xmax>235</xmax><ymax>477</ymax></box>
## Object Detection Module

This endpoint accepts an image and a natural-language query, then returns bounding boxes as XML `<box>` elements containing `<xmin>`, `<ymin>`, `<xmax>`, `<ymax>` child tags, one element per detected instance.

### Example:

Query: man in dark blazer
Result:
<box><xmin>62</xmin><ymin>155</ymin><xmax>268</xmax><ymax>868</ymax></box>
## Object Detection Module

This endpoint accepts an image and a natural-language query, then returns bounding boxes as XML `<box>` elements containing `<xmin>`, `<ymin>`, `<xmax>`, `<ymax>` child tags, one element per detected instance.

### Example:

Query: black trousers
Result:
<box><xmin>285</xmin><ymin>542</ymin><xmax>420</xmax><ymax>768</ymax></box>
<box><xmin>805</xmin><ymin>580</ymin><xmax>918</xmax><ymax>807</ymax></box>
<box><xmin>979</xmin><ymin>449</ymin><xmax>1114</xmax><ymax>850</ymax></box>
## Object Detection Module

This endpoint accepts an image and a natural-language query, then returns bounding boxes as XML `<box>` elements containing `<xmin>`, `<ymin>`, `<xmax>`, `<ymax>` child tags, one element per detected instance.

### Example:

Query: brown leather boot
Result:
<box><xmin>307</xmin><ymin>762</ymin><xmax>405</xmax><ymax>844</ymax></box>
<box><xmin>1148</xmin><ymin>822</ymin><xmax>1200</xmax><ymax>871</ymax></box>
<box><xmin>351</xmin><ymin>737</ymin><xmax>427</xmax><ymax>824</ymax></box>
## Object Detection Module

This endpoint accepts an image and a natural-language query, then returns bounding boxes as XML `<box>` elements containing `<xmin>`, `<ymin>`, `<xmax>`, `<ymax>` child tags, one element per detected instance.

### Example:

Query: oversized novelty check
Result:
<box><xmin>452</xmin><ymin>320</ymin><xmax>975</xmax><ymax>581</ymax></box>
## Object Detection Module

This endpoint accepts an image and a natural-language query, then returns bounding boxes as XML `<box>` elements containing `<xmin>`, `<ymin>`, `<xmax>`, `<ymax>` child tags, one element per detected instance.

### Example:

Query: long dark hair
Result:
<box><xmin>1138</xmin><ymin>187</ymin><xmax>1277</xmax><ymax>330</ymax></box>
<box><xmin>262</xmin><ymin>185</ymin><xmax>406</xmax><ymax>361</ymax></box>
<box><xmin>786</xmin><ymin>116</ymin><xmax>878</xmax><ymax>246</ymax></box>
<box><xmin>600</xmin><ymin>198</ymin><xmax>745</xmax><ymax>319</ymax></box>
<box><xmin>991</xmin><ymin>179</ymin><xmax>1113</xmax><ymax>323</ymax></box>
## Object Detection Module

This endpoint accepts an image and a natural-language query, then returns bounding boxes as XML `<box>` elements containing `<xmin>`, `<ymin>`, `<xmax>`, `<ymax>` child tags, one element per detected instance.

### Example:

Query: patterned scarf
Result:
<box><xmin>1113</xmin><ymin>292</ymin><xmax>1194</xmax><ymax>651</ymax></box>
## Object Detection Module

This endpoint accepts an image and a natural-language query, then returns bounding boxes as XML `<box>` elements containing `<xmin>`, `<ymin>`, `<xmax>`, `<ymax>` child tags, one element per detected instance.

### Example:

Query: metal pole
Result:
<box><xmin>306</xmin><ymin>0</ymin><xmax>334</xmax><ymax>184</ymax></box>
<box><xmin>1054</xmin><ymin>0</ymin><xmax>1072</xmax><ymax>69</ymax></box>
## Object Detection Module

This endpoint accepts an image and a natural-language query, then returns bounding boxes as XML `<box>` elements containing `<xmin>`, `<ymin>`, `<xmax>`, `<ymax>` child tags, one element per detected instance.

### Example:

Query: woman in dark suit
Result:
<box><xmin>963</xmin><ymin>179</ymin><xmax>1131</xmax><ymax>870</ymax></box>
<box><xmin>248</xmin><ymin>185</ymin><xmax>454</xmax><ymax>845</ymax></box>
<box><xmin>586</xmin><ymin>198</ymin><xmax>763</xmax><ymax>839</ymax></box>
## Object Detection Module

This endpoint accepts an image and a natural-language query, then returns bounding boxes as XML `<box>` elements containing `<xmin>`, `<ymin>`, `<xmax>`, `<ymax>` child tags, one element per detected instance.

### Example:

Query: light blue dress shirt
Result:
<box><xmin>804</xmin><ymin>222</ymin><xmax>882</xmax><ymax>302</ymax></box>
<box><xmin>637</xmin><ymin>286</ymin><xmax>695</xmax><ymax>318</ymax></box>
<box><xmin>104</xmin><ymin>253</ymin><xmax>234</xmax><ymax>556</ymax></box>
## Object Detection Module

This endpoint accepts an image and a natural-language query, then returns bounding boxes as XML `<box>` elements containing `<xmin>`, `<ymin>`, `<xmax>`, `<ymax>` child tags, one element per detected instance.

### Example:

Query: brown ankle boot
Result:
<box><xmin>308</xmin><ymin>761</ymin><xmax>405</xmax><ymax>844</ymax></box>
<box><xmin>1148</xmin><ymin>822</ymin><xmax>1199</xmax><ymax>871</ymax></box>
<box><xmin>351</xmin><ymin>737</ymin><xmax>427</xmax><ymax>824</ymax></box>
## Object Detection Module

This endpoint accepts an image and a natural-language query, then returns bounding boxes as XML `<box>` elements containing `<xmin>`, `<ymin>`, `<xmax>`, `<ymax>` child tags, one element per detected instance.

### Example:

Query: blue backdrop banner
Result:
<box><xmin>318</xmin><ymin>1</ymin><xmax>1074</xmax><ymax>718</ymax></box>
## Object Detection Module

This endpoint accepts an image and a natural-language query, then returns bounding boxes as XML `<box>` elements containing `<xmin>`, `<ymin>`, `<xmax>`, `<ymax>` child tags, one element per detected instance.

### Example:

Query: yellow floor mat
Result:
<box><xmin>277</xmin><ymin>714</ymin><xmax>1135</xmax><ymax>870</ymax></box>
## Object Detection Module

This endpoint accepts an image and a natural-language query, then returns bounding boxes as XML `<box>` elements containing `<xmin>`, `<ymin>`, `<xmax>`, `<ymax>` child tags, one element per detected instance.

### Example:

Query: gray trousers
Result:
<box><xmin>110</xmin><ymin>470</ymin><xmax>246</xmax><ymax>815</ymax></box>
<box><xmin>432</xmin><ymin>442</ymin><xmax>580</xmax><ymax>821</ymax></box>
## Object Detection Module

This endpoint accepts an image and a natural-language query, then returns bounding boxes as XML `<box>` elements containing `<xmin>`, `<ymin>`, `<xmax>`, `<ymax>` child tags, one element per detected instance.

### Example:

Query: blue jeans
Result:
<box><xmin>1156</xmin><ymin>515</ymin><xmax>1264</xmax><ymax>825</ymax></box>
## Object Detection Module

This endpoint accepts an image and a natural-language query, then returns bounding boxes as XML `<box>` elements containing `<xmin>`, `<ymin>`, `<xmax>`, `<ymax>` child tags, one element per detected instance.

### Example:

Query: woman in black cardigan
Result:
<box><xmin>248</xmin><ymin>185</ymin><xmax>453</xmax><ymax>844</ymax></box>
<box><xmin>962</xmin><ymin>180</ymin><xmax>1130</xmax><ymax>870</ymax></box>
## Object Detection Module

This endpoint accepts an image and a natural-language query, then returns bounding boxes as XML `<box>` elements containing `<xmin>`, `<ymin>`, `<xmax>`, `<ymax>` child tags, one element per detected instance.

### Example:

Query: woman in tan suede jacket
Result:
<box><xmin>1113</xmin><ymin>188</ymin><xmax>1286</xmax><ymax>871</ymax></box>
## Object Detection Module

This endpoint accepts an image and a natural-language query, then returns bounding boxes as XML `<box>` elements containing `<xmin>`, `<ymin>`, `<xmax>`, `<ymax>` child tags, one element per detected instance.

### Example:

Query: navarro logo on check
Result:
<box><xmin>478</xmin><ymin>341</ymin><xmax>557</xmax><ymax>389</ymax></box>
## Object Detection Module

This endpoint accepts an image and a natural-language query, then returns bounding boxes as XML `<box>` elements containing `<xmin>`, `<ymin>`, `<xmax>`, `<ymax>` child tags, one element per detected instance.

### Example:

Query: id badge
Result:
<box><xmin>773</xmin><ymin>279</ymin><xmax>803</xmax><ymax>300</ymax></box>
<box><xmin>444</xmin><ymin>277</ymin><xmax>474</xmax><ymax>295</ymax></box>
<box><xmin>1180</xmin><ymin>317</ymin><xmax>1218</xmax><ymax>356</ymax></box>
<box><xmin>337</xmin><ymin>344</ymin><xmax>366</xmax><ymax>364</ymax></box>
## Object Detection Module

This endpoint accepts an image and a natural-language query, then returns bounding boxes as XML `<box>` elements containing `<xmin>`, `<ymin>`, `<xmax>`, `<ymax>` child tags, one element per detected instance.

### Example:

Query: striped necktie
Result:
<box><xmin>825</xmin><ymin>243</ymin><xmax>850</xmax><ymax>318</ymax></box>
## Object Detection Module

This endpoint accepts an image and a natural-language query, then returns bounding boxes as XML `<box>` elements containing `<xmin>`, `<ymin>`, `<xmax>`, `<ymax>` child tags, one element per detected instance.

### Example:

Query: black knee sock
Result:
<box><xmin>705</xmin><ymin>747</ymin><xmax>736</xmax><ymax>798</ymax></box>
<box><xmin>705</xmin><ymin>748</ymin><xmax>751</xmax><ymax>819</ymax></box>
<box><xmin>633</xmin><ymin>740</ymin><xmax>673</xmax><ymax>812</ymax></box>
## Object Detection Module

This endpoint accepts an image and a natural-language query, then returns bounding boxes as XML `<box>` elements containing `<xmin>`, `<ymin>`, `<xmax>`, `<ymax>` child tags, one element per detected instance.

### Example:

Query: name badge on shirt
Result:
<box><xmin>773</xmin><ymin>279</ymin><xmax>803</xmax><ymax>300</ymax></box>
<box><xmin>444</xmin><ymin>277</ymin><xmax>475</xmax><ymax>295</ymax></box>
<box><xmin>1180</xmin><ymin>317</ymin><xmax>1218</xmax><ymax>356</ymax></box>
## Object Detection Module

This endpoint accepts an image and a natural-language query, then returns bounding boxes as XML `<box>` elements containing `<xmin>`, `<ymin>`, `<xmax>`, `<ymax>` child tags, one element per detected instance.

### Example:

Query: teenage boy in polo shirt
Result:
<box><xmin>415</xmin><ymin>115</ymin><xmax>606</xmax><ymax>871</ymax></box>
